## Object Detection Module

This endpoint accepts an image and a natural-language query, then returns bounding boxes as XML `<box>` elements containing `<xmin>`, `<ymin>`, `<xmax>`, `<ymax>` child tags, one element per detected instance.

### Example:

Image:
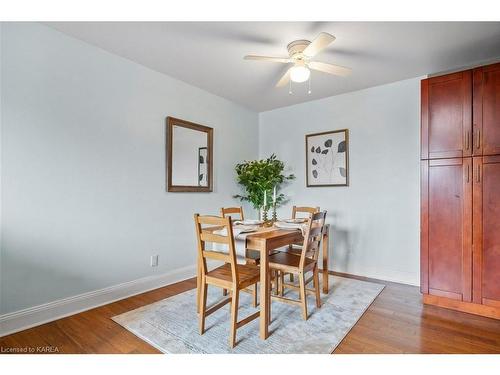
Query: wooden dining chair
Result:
<box><xmin>292</xmin><ymin>205</ymin><xmax>320</xmax><ymax>219</ymax></box>
<box><xmin>221</xmin><ymin>205</ymin><xmax>263</xmax><ymax>268</ymax></box>
<box><xmin>194</xmin><ymin>214</ymin><xmax>260</xmax><ymax>348</ymax></box>
<box><xmin>220</xmin><ymin>206</ymin><xmax>244</xmax><ymax>220</ymax></box>
<box><xmin>286</xmin><ymin>206</ymin><xmax>320</xmax><ymax>281</ymax></box>
<box><xmin>268</xmin><ymin>211</ymin><xmax>327</xmax><ymax>320</ymax></box>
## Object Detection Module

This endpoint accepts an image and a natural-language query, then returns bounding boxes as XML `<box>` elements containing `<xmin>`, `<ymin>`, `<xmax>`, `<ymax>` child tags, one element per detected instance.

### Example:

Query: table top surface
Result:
<box><xmin>207</xmin><ymin>223</ymin><xmax>329</xmax><ymax>240</ymax></box>
<box><xmin>244</xmin><ymin>223</ymin><xmax>330</xmax><ymax>238</ymax></box>
<box><xmin>245</xmin><ymin>226</ymin><xmax>299</xmax><ymax>239</ymax></box>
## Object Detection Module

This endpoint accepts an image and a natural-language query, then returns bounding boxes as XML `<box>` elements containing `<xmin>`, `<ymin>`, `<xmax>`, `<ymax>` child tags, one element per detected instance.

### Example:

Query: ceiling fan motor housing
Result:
<box><xmin>287</xmin><ymin>39</ymin><xmax>311</xmax><ymax>59</ymax></box>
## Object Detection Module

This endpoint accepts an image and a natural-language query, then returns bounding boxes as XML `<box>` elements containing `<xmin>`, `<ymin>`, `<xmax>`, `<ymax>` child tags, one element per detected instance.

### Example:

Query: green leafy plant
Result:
<box><xmin>233</xmin><ymin>154</ymin><xmax>295</xmax><ymax>210</ymax></box>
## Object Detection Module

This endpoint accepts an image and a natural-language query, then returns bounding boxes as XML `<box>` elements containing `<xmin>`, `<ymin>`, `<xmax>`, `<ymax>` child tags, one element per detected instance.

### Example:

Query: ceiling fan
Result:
<box><xmin>244</xmin><ymin>32</ymin><xmax>351</xmax><ymax>90</ymax></box>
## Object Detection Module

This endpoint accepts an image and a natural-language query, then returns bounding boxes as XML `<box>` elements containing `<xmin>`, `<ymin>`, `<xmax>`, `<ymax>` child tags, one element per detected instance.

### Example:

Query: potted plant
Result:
<box><xmin>233</xmin><ymin>154</ymin><xmax>295</xmax><ymax>220</ymax></box>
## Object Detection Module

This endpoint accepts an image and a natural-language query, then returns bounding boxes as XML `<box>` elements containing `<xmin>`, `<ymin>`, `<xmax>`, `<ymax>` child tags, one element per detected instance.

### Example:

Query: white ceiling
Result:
<box><xmin>45</xmin><ymin>22</ymin><xmax>500</xmax><ymax>112</ymax></box>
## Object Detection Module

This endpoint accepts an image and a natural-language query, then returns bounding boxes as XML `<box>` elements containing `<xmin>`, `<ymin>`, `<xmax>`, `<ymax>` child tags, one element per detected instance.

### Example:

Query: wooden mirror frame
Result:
<box><xmin>166</xmin><ymin>117</ymin><xmax>213</xmax><ymax>192</ymax></box>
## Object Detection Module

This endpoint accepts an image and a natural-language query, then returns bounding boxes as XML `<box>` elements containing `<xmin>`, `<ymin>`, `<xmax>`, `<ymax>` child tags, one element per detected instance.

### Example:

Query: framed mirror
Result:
<box><xmin>166</xmin><ymin>117</ymin><xmax>213</xmax><ymax>192</ymax></box>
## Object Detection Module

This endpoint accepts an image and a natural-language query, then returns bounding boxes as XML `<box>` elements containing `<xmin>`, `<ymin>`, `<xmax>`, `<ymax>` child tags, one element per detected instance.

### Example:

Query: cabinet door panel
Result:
<box><xmin>473</xmin><ymin>63</ymin><xmax>500</xmax><ymax>156</ymax></box>
<box><xmin>473</xmin><ymin>156</ymin><xmax>500</xmax><ymax>305</ymax></box>
<box><xmin>424</xmin><ymin>158</ymin><xmax>472</xmax><ymax>301</ymax></box>
<box><xmin>421</xmin><ymin>71</ymin><xmax>472</xmax><ymax>159</ymax></box>
<box><xmin>472</xmin><ymin>157</ymin><xmax>483</xmax><ymax>304</ymax></box>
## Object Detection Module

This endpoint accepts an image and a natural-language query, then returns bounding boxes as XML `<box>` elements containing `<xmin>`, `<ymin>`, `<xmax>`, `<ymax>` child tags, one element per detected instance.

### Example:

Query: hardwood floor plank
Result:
<box><xmin>1</xmin><ymin>273</ymin><xmax>499</xmax><ymax>354</ymax></box>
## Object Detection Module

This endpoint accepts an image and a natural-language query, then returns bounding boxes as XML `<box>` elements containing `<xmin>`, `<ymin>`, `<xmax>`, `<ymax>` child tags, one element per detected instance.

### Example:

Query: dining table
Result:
<box><xmin>198</xmin><ymin>221</ymin><xmax>331</xmax><ymax>340</ymax></box>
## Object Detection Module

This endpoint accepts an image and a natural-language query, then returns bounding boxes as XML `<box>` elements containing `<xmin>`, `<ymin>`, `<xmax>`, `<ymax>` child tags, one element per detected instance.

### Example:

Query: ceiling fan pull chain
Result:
<box><xmin>308</xmin><ymin>75</ymin><xmax>312</xmax><ymax>94</ymax></box>
<box><xmin>289</xmin><ymin>79</ymin><xmax>293</xmax><ymax>95</ymax></box>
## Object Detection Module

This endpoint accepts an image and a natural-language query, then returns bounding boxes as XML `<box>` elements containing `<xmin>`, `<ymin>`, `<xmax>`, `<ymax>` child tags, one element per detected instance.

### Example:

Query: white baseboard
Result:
<box><xmin>0</xmin><ymin>264</ymin><xmax>196</xmax><ymax>337</ymax></box>
<box><xmin>331</xmin><ymin>265</ymin><xmax>420</xmax><ymax>286</ymax></box>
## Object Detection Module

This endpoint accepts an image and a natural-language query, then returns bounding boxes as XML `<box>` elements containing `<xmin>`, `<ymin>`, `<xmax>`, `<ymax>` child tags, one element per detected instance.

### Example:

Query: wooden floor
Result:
<box><xmin>1</xmin><ymin>272</ymin><xmax>499</xmax><ymax>354</ymax></box>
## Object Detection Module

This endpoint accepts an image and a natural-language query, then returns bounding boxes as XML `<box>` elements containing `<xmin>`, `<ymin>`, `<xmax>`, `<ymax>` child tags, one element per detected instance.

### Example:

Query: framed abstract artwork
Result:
<box><xmin>305</xmin><ymin>129</ymin><xmax>349</xmax><ymax>187</ymax></box>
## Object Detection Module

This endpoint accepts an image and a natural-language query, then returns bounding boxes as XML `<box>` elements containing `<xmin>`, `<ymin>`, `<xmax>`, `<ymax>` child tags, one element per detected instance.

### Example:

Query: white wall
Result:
<box><xmin>259</xmin><ymin>78</ymin><xmax>421</xmax><ymax>285</ymax></box>
<box><xmin>0</xmin><ymin>23</ymin><xmax>258</xmax><ymax>315</ymax></box>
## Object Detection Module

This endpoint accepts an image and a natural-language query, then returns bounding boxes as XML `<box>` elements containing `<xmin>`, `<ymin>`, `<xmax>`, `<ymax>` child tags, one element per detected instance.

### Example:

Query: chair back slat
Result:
<box><xmin>194</xmin><ymin>214</ymin><xmax>239</xmax><ymax>285</ymax></box>
<box><xmin>308</xmin><ymin>226</ymin><xmax>323</xmax><ymax>237</ymax></box>
<box><xmin>202</xmin><ymin>250</ymin><xmax>231</xmax><ymax>262</ymax></box>
<box><xmin>299</xmin><ymin>211</ymin><xmax>327</xmax><ymax>269</ymax></box>
<box><xmin>197</xmin><ymin>215</ymin><xmax>228</xmax><ymax>225</ymax></box>
<box><xmin>292</xmin><ymin>206</ymin><xmax>320</xmax><ymax>219</ymax></box>
<box><xmin>200</xmin><ymin>232</ymin><xmax>231</xmax><ymax>244</ymax></box>
<box><xmin>221</xmin><ymin>206</ymin><xmax>244</xmax><ymax>220</ymax></box>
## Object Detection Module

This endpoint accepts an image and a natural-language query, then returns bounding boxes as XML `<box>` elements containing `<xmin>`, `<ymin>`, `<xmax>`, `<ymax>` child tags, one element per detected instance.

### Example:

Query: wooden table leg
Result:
<box><xmin>322</xmin><ymin>229</ymin><xmax>329</xmax><ymax>294</ymax></box>
<box><xmin>259</xmin><ymin>242</ymin><xmax>269</xmax><ymax>340</ymax></box>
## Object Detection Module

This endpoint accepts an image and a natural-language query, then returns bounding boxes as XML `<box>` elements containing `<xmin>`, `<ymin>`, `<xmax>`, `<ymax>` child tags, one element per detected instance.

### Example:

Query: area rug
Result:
<box><xmin>112</xmin><ymin>275</ymin><xmax>384</xmax><ymax>353</ymax></box>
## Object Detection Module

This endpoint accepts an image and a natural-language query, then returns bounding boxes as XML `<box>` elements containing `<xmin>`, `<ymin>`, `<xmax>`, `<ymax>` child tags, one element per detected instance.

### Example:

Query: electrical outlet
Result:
<box><xmin>150</xmin><ymin>255</ymin><xmax>159</xmax><ymax>267</ymax></box>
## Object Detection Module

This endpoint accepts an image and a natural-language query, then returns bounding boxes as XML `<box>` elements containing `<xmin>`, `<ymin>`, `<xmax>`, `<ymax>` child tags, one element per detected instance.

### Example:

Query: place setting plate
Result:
<box><xmin>234</xmin><ymin>219</ymin><xmax>264</xmax><ymax>225</ymax></box>
<box><xmin>283</xmin><ymin>218</ymin><xmax>307</xmax><ymax>224</ymax></box>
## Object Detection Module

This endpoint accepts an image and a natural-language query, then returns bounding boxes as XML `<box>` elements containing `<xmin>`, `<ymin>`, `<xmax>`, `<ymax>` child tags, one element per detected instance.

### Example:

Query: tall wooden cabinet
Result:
<box><xmin>421</xmin><ymin>62</ymin><xmax>500</xmax><ymax>319</ymax></box>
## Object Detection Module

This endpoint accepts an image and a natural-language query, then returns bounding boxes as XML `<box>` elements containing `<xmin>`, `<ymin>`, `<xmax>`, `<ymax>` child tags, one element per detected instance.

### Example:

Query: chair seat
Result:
<box><xmin>285</xmin><ymin>244</ymin><xmax>302</xmax><ymax>255</ymax></box>
<box><xmin>206</xmin><ymin>263</ymin><xmax>260</xmax><ymax>288</ymax></box>
<box><xmin>268</xmin><ymin>251</ymin><xmax>316</xmax><ymax>272</ymax></box>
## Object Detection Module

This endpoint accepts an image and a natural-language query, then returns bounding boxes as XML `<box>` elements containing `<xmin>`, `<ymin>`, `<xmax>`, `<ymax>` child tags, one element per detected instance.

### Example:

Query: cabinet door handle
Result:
<box><xmin>465</xmin><ymin>131</ymin><xmax>470</xmax><ymax>150</ymax></box>
<box><xmin>476</xmin><ymin>165</ymin><xmax>481</xmax><ymax>183</ymax></box>
<box><xmin>476</xmin><ymin>129</ymin><xmax>481</xmax><ymax>149</ymax></box>
<box><xmin>466</xmin><ymin>165</ymin><xmax>470</xmax><ymax>182</ymax></box>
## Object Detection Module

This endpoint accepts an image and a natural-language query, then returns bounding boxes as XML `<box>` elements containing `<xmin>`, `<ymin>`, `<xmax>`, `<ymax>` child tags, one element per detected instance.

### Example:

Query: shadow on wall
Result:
<box><xmin>326</xmin><ymin>212</ymin><xmax>354</xmax><ymax>272</ymax></box>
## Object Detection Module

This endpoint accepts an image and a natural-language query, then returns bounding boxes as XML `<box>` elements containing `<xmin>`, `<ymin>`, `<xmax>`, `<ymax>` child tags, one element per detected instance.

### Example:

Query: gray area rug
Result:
<box><xmin>112</xmin><ymin>275</ymin><xmax>384</xmax><ymax>353</ymax></box>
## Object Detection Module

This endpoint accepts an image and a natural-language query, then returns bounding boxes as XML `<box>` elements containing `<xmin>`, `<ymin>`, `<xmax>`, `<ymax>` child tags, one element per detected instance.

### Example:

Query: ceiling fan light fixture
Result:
<box><xmin>290</xmin><ymin>65</ymin><xmax>310</xmax><ymax>83</ymax></box>
<box><xmin>244</xmin><ymin>33</ymin><xmax>350</xmax><ymax>90</ymax></box>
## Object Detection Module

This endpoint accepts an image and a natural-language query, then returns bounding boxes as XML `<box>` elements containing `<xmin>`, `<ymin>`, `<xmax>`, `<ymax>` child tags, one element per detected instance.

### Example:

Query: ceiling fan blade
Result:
<box><xmin>276</xmin><ymin>68</ymin><xmax>292</xmax><ymax>87</ymax></box>
<box><xmin>308</xmin><ymin>61</ymin><xmax>352</xmax><ymax>77</ymax></box>
<box><xmin>244</xmin><ymin>55</ymin><xmax>290</xmax><ymax>63</ymax></box>
<box><xmin>303</xmin><ymin>32</ymin><xmax>336</xmax><ymax>58</ymax></box>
